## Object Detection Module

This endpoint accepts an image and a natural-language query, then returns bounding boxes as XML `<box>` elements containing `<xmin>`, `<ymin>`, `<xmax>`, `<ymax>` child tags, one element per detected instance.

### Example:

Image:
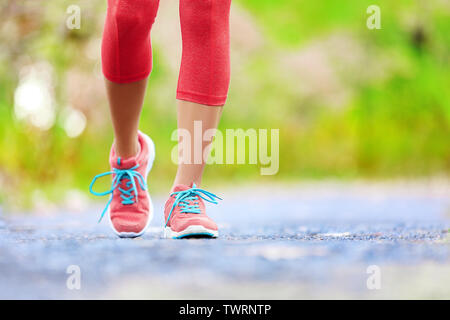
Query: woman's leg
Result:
<box><xmin>105</xmin><ymin>79</ymin><xmax>147</xmax><ymax>157</ymax></box>
<box><xmin>102</xmin><ymin>0</ymin><xmax>160</xmax><ymax>157</ymax></box>
<box><xmin>174</xmin><ymin>101</ymin><xmax>223</xmax><ymax>186</ymax></box>
<box><xmin>91</xmin><ymin>0</ymin><xmax>160</xmax><ymax>237</ymax></box>
<box><xmin>174</xmin><ymin>0</ymin><xmax>232</xmax><ymax>187</ymax></box>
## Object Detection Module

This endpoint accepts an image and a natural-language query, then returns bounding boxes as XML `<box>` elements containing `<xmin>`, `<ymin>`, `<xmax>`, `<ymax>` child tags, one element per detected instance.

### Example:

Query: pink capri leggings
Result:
<box><xmin>102</xmin><ymin>0</ymin><xmax>231</xmax><ymax>106</ymax></box>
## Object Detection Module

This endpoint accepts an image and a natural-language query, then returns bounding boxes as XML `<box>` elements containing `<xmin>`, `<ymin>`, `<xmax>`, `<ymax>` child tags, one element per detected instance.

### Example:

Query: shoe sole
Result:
<box><xmin>109</xmin><ymin>131</ymin><xmax>156</xmax><ymax>238</ymax></box>
<box><xmin>164</xmin><ymin>225</ymin><xmax>219</xmax><ymax>239</ymax></box>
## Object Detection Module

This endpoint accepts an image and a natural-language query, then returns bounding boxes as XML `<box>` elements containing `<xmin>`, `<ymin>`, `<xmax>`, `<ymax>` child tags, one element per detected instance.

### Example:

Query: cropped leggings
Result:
<box><xmin>102</xmin><ymin>0</ymin><xmax>231</xmax><ymax>106</ymax></box>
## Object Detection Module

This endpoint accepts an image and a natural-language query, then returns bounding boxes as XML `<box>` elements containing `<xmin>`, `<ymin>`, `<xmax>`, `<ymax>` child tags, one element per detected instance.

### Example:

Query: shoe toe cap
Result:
<box><xmin>110</xmin><ymin>214</ymin><xmax>148</xmax><ymax>234</ymax></box>
<box><xmin>173</xmin><ymin>215</ymin><xmax>218</xmax><ymax>232</ymax></box>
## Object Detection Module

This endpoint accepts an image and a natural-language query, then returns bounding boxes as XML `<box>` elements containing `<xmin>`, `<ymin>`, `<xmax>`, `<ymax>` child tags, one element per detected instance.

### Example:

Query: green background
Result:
<box><xmin>0</xmin><ymin>0</ymin><xmax>448</xmax><ymax>210</ymax></box>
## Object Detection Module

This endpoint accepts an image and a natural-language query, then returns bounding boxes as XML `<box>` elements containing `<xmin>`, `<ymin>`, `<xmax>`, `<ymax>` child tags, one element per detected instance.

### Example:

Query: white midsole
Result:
<box><xmin>164</xmin><ymin>225</ymin><xmax>219</xmax><ymax>239</ymax></box>
<box><xmin>109</xmin><ymin>131</ymin><xmax>156</xmax><ymax>238</ymax></box>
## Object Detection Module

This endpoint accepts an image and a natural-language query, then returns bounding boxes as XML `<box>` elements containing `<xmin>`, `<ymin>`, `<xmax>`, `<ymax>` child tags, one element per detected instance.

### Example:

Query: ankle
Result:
<box><xmin>172</xmin><ymin>178</ymin><xmax>201</xmax><ymax>189</ymax></box>
<box><xmin>114</xmin><ymin>138</ymin><xmax>140</xmax><ymax>158</ymax></box>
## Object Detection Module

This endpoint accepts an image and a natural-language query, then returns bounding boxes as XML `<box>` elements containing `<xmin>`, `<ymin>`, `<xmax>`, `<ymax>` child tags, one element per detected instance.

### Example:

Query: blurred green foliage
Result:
<box><xmin>0</xmin><ymin>0</ymin><xmax>449</xmax><ymax>209</ymax></box>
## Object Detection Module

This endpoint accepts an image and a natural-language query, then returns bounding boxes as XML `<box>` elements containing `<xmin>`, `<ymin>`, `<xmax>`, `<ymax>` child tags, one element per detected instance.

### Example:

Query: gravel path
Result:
<box><xmin>0</xmin><ymin>181</ymin><xmax>449</xmax><ymax>299</ymax></box>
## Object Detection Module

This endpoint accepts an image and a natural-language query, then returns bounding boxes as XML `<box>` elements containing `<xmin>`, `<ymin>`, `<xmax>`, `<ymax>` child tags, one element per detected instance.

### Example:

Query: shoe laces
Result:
<box><xmin>165</xmin><ymin>183</ymin><xmax>222</xmax><ymax>227</ymax></box>
<box><xmin>89</xmin><ymin>157</ymin><xmax>147</xmax><ymax>222</ymax></box>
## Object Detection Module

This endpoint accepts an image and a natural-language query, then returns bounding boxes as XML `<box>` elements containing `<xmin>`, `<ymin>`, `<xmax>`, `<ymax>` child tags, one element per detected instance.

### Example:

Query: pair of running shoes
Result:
<box><xmin>89</xmin><ymin>131</ymin><xmax>220</xmax><ymax>239</ymax></box>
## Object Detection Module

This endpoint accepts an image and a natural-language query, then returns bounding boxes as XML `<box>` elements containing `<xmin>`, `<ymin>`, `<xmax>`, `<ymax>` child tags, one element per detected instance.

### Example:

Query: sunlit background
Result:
<box><xmin>0</xmin><ymin>0</ymin><xmax>448</xmax><ymax>212</ymax></box>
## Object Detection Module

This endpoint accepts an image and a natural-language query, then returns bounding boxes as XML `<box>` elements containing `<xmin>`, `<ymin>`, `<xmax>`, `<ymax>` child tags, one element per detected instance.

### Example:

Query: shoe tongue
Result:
<box><xmin>111</xmin><ymin>155</ymin><xmax>138</xmax><ymax>170</ymax></box>
<box><xmin>171</xmin><ymin>183</ymin><xmax>194</xmax><ymax>193</ymax></box>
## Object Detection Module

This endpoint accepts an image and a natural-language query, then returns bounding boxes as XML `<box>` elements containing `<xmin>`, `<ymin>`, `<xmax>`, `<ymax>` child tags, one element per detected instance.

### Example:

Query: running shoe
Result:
<box><xmin>89</xmin><ymin>131</ymin><xmax>155</xmax><ymax>238</ymax></box>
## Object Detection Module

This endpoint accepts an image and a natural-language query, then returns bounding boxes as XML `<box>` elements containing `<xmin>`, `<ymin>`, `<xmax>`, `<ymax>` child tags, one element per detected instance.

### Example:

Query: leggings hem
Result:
<box><xmin>176</xmin><ymin>90</ymin><xmax>227</xmax><ymax>106</ymax></box>
<box><xmin>103</xmin><ymin>71</ymin><xmax>151</xmax><ymax>84</ymax></box>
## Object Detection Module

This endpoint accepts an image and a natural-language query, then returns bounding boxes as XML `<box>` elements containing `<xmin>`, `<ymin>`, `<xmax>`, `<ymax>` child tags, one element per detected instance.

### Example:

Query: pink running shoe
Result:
<box><xmin>90</xmin><ymin>131</ymin><xmax>155</xmax><ymax>238</ymax></box>
<box><xmin>164</xmin><ymin>183</ymin><xmax>221</xmax><ymax>239</ymax></box>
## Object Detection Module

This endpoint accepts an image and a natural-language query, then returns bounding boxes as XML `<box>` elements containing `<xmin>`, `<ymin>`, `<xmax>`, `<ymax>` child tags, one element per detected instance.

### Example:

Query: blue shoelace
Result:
<box><xmin>165</xmin><ymin>183</ymin><xmax>222</xmax><ymax>227</ymax></box>
<box><xmin>89</xmin><ymin>158</ymin><xmax>147</xmax><ymax>222</ymax></box>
